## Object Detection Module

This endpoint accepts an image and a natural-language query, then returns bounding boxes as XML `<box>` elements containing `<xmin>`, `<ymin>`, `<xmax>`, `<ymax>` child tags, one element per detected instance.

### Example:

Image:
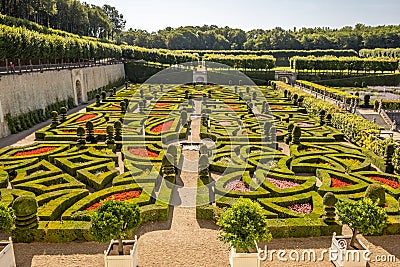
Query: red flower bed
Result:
<box><xmin>331</xmin><ymin>177</ymin><xmax>352</xmax><ymax>188</ymax></box>
<box><xmin>224</xmin><ymin>180</ymin><xmax>251</xmax><ymax>192</ymax></box>
<box><xmin>151</xmin><ymin>120</ymin><xmax>174</xmax><ymax>133</ymax></box>
<box><xmin>62</xmin><ymin>130</ymin><xmax>76</xmax><ymax>134</ymax></box>
<box><xmin>86</xmin><ymin>190</ymin><xmax>141</xmax><ymax>211</ymax></box>
<box><xmin>76</xmin><ymin>114</ymin><xmax>97</xmax><ymax>123</ymax></box>
<box><xmin>227</xmin><ymin>105</ymin><xmax>240</xmax><ymax>111</ymax></box>
<box><xmin>287</xmin><ymin>203</ymin><xmax>312</xmax><ymax>214</ymax></box>
<box><xmin>128</xmin><ymin>147</ymin><xmax>159</xmax><ymax>158</ymax></box>
<box><xmin>94</xmin><ymin>130</ymin><xmax>107</xmax><ymax>134</ymax></box>
<box><xmin>368</xmin><ymin>176</ymin><xmax>400</xmax><ymax>189</ymax></box>
<box><xmin>267</xmin><ymin>177</ymin><xmax>300</xmax><ymax>189</ymax></box>
<box><xmin>270</xmin><ymin>106</ymin><xmax>283</xmax><ymax>110</ymax></box>
<box><xmin>13</xmin><ymin>146</ymin><xmax>57</xmax><ymax>157</ymax></box>
<box><xmin>155</xmin><ymin>103</ymin><xmax>170</xmax><ymax>108</ymax></box>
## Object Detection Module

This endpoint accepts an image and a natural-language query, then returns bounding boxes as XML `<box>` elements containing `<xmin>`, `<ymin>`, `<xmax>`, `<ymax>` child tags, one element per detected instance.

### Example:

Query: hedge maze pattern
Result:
<box><xmin>1</xmin><ymin>82</ymin><xmax>400</xmax><ymax>242</ymax></box>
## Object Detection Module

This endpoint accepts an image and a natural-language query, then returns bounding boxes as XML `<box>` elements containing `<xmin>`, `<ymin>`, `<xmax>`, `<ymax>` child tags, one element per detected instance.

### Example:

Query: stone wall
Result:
<box><xmin>0</xmin><ymin>64</ymin><xmax>125</xmax><ymax>138</ymax></box>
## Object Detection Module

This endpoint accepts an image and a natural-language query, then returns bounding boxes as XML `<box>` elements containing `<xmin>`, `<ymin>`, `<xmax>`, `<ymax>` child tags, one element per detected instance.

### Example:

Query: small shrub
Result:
<box><xmin>217</xmin><ymin>198</ymin><xmax>272</xmax><ymax>252</ymax></box>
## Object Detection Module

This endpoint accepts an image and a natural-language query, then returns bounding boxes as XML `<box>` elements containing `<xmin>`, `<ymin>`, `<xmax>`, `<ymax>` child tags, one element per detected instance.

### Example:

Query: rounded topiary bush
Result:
<box><xmin>12</xmin><ymin>196</ymin><xmax>38</xmax><ymax>230</ymax></box>
<box><xmin>323</xmin><ymin>192</ymin><xmax>338</xmax><ymax>206</ymax></box>
<box><xmin>12</xmin><ymin>196</ymin><xmax>38</xmax><ymax>218</ymax></box>
<box><xmin>365</xmin><ymin>184</ymin><xmax>386</xmax><ymax>207</ymax></box>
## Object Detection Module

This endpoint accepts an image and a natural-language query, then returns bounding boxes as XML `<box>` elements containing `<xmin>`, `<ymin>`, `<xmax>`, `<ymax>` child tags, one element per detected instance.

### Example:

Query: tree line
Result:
<box><xmin>0</xmin><ymin>0</ymin><xmax>125</xmax><ymax>40</ymax></box>
<box><xmin>121</xmin><ymin>24</ymin><xmax>400</xmax><ymax>51</ymax></box>
<box><xmin>1</xmin><ymin>1</ymin><xmax>400</xmax><ymax>51</ymax></box>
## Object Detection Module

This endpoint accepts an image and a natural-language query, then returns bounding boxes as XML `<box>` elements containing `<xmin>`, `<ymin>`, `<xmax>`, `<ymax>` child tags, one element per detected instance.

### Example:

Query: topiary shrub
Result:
<box><xmin>374</xmin><ymin>100</ymin><xmax>379</xmax><ymax>112</ymax></box>
<box><xmin>319</xmin><ymin>110</ymin><xmax>326</xmax><ymax>126</ymax></box>
<box><xmin>101</xmin><ymin>91</ymin><xmax>107</xmax><ymax>100</ymax></box>
<box><xmin>199</xmin><ymin>154</ymin><xmax>209</xmax><ymax>177</ymax></box>
<box><xmin>90</xmin><ymin>200</ymin><xmax>140</xmax><ymax>255</ymax></box>
<box><xmin>77</xmin><ymin>126</ymin><xmax>86</xmax><ymax>145</ymax></box>
<box><xmin>322</xmin><ymin>192</ymin><xmax>337</xmax><ymax>224</ymax></box>
<box><xmin>364</xmin><ymin>184</ymin><xmax>386</xmax><ymax>207</ymax></box>
<box><xmin>0</xmin><ymin>204</ymin><xmax>14</xmax><ymax>233</ymax></box>
<box><xmin>95</xmin><ymin>94</ymin><xmax>101</xmax><ymax>106</ymax></box>
<box><xmin>114</xmin><ymin>121</ymin><xmax>122</xmax><ymax>142</ymax></box>
<box><xmin>60</xmin><ymin>107</ymin><xmax>67</xmax><ymax>122</ymax></box>
<box><xmin>364</xmin><ymin>95</ymin><xmax>371</xmax><ymax>107</ymax></box>
<box><xmin>336</xmin><ymin>198</ymin><xmax>388</xmax><ymax>248</ymax></box>
<box><xmin>162</xmin><ymin>153</ymin><xmax>175</xmax><ymax>176</ymax></box>
<box><xmin>106</xmin><ymin>125</ymin><xmax>115</xmax><ymax>146</ymax></box>
<box><xmin>181</xmin><ymin>110</ymin><xmax>188</xmax><ymax>126</ymax></box>
<box><xmin>86</xmin><ymin>121</ymin><xmax>95</xmax><ymax>144</ymax></box>
<box><xmin>217</xmin><ymin>198</ymin><xmax>272</xmax><ymax>252</ymax></box>
<box><xmin>120</xmin><ymin>101</ymin><xmax>126</xmax><ymax>113</ymax></box>
<box><xmin>291</xmin><ymin>125</ymin><xmax>301</xmax><ymax>145</ymax></box>
<box><xmin>12</xmin><ymin>196</ymin><xmax>38</xmax><ymax>230</ymax></box>
<box><xmin>51</xmin><ymin>111</ymin><xmax>59</xmax><ymax>128</ymax></box>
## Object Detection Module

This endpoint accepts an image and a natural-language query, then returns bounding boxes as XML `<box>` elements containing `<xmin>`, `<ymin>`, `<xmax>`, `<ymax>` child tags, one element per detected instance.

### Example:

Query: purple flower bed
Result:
<box><xmin>287</xmin><ymin>203</ymin><xmax>312</xmax><ymax>214</ymax></box>
<box><xmin>224</xmin><ymin>180</ymin><xmax>251</xmax><ymax>192</ymax></box>
<box><xmin>266</xmin><ymin>177</ymin><xmax>300</xmax><ymax>189</ymax></box>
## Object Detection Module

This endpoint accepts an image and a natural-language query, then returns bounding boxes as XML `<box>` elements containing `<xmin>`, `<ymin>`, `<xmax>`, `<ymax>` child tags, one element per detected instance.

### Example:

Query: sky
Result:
<box><xmin>82</xmin><ymin>0</ymin><xmax>400</xmax><ymax>32</ymax></box>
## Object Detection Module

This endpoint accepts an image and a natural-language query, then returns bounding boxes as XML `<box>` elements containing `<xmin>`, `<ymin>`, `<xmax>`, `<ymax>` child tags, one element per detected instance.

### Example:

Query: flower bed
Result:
<box><xmin>128</xmin><ymin>147</ymin><xmax>159</xmax><ymax>158</ymax></box>
<box><xmin>13</xmin><ymin>146</ymin><xmax>57</xmax><ymax>157</ymax></box>
<box><xmin>297</xmin><ymin>122</ymin><xmax>314</xmax><ymax>127</ymax></box>
<box><xmin>151</xmin><ymin>120</ymin><xmax>174</xmax><ymax>133</ymax></box>
<box><xmin>368</xmin><ymin>176</ymin><xmax>400</xmax><ymax>189</ymax></box>
<box><xmin>86</xmin><ymin>190</ymin><xmax>142</xmax><ymax>211</ymax></box>
<box><xmin>331</xmin><ymin>177</ymin><xmax>352</xmax><ymax>188</ymax></box>
<box><xmin>287</xmin><ymin>203</ymin><xmax>312</xmax><ymax>214</ymax></box>
<box><xmin>154</xmin><ymin>103</ymin><xmax>170</xmax><ymax>108</ymax></box>
<box><xmin>266</xmin><ymin>177</ymin><xmax>300</xmax><ymax>189</ymax></box>
<box><xmin>75</xmin><ymin>114</ymin><xmax>97</xmax><ymax>123</ymax></box>
<box><xmin>224</xmin><ymin>180</ymin><xmax>251</xmax><ymax>192</ymax></box>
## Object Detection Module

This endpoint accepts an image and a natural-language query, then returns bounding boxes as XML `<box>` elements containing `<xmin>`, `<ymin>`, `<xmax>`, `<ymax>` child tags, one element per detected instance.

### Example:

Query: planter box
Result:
<box><xmin>331</xmin><ymin>232</ymin><xmax>370</xmax><ymax>267</ymax></box>
<box><xmin>104</xmin><ymin>236</ymin><xmax>138</xmax><ymax>267</ymax></box>
<box><xmin>229</xmin><ymin>246</ymin><xmax>260</xmax><ymax>267</ymax></box>
<box><xmin>0</xmin><ymin>237</ymin><xmax>16</xmax><ymax>267</ymax></box>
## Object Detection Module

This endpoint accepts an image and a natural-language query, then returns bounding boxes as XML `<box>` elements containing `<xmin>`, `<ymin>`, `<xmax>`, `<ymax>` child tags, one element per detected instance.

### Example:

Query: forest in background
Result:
<box><xmin>1</xmin><ymin>0</ymin><xmax>400</xmax><ymax>51</ymax></box>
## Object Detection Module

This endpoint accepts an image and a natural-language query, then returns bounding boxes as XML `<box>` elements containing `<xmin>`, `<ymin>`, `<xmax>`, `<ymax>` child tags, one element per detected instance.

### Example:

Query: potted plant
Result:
<box><xmin>90</xmin><ymin>200</ymin><xmax>141</xmax><ymax>267</ymax></box>
<box><xmin>217</xmin><ymin>198</ymin><xmax>272</xmax><ymax>267</ymax></box>
<box><xmin>0</xmin><ymin>204</ymin><xmax>16</xmax><ymax>267</ymax></box>
<box><xmin>332</xmin><ymin>197</ymin><xmax>388</xmax><ymax>267</ymax></box>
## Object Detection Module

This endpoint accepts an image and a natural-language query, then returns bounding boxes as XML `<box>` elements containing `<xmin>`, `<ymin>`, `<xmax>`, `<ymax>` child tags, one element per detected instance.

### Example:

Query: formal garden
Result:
<box><xmin>1</xmin><ymin>75</ymin><xmax>400</xmax><ymax>266</ymax></box>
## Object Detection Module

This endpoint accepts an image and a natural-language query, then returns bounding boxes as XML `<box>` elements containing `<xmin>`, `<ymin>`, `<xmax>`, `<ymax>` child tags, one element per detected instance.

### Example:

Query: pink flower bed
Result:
<box><xmin>151</xmin><ymin>120</ymin><xmax>174</xmax><ymax>133</ymax></box>
<box><xmin>287</xmin><ymin>203</ymin><xmax>312</xmax><ymax>214</ymax></box>
<box><xmin>266</xmin><ymin>177</ymin><xmax>300</xmax><ymax>189</ymax></box>
<box><xmin>13</xmin><ymin>146</ymin><xmax>57</xmax><ymax>157</ymax></box>
<box><xmin>297</xmin><ymin>122</ymin><xmax>314</xmax><ymax>127</ymax></box>
<box><xmin>75</xmin><ymin>114</ymin><xmax>97</xmax><ymax>122</ymax></box>
<box><xmin>219</xmin><ymin>121</ymin><xmax>232</xmax><ymax>126</ymax></box>
<box><xmin>224</xmin><ymin>180</ymin><xmax>251</xmax><ymax>192</ymax></box>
